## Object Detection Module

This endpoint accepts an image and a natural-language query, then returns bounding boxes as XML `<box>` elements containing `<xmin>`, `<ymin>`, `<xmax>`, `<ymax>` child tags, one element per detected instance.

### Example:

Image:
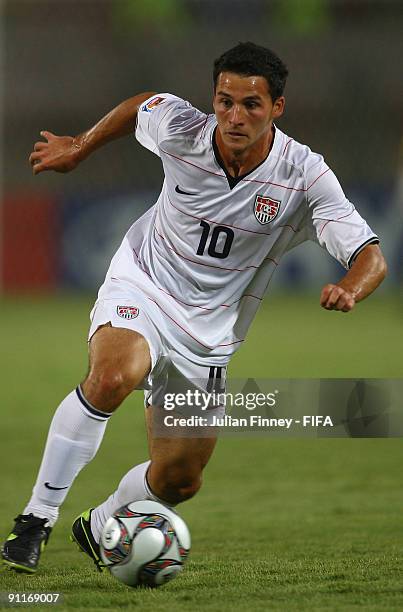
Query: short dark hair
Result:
<box><xmin>213</xmin><ymin>42</ymin><xmax>288</xmax><ymax>101</ymax></box>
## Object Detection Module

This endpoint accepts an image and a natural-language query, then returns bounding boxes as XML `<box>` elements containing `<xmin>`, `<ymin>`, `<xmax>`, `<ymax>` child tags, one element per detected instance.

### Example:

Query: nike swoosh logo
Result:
<box><xmin>175</xmin><ymin>185</ymin><xmax>199</xmax><ymax>196</ymax></box>
<box><xmin>44</xmin><ymin>482</ymin><xmax>69</xmax><ymax>490</ymax></box>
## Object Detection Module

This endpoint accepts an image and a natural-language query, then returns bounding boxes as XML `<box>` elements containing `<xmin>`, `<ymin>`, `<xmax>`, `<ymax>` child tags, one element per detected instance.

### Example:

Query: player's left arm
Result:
<box><xmin>305</xmin><ymin>156</ymin><xmax>387</xmax><ymax>313</ymax></box>
<box><xmin>320</xmin><ymin>243</ymin><xmax>387</xmax><ymax>312</ymax></box>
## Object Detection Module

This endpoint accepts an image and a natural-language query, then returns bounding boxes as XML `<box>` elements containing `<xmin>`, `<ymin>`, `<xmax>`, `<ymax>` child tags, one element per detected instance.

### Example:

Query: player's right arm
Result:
<box><xmin>29</xmin><ymin>92</ymin><xmax>156</xmax><ymax>175</ymax></box>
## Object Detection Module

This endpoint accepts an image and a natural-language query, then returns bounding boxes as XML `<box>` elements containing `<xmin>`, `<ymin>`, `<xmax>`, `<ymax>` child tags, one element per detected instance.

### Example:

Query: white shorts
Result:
<box><xmin>88</xmin><ymin>295</ymin><xmax>226</xmax><ymax>426</ymax></box>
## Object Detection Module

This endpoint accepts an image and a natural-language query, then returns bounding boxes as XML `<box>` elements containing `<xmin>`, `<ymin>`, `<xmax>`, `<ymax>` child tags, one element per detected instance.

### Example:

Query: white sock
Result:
<box><xmin>91</xmin><ymin>460</ymin><xmax>172</xmax><ymax>543</ymax></box>
<box><xmin>24</xmin><ymin>386</ymin><xmax>111</xmax><ymax>526</ymax></box>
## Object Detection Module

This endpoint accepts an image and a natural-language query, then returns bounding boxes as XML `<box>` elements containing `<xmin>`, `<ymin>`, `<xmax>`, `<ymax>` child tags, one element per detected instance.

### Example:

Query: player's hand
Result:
<box><xmin>29</xmin><ymin>131</ymin><xmax>82</xmax><ymax>175</ymax></box>
<box><xmin>320</xmin><ymin>284</ymin><xmax>356</xmax><ymax>312</ymax></box>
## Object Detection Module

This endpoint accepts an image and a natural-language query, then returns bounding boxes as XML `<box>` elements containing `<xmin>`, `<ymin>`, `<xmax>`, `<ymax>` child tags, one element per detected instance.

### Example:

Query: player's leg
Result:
<box><xmin>1</xmin><ymin>324</ymin><xmax>151</xmax><ymax>574</ymax></box>
<box><xmin>98</xmin><ymin>409</ymin><xmax>217</xmax><ymax>512</ymax></box>
<box><xmin>90</xmin><ymin>361</ymin><xmax>224</xmax><ymax>537</ymax></box>
<box><xmin>23</xmin><ymin>324</ymin><xmax>151</xmax><ymax>517</ymax></box>
<box><xmin>142</xmin><ymin>361</ymin><xmax>225</xmax><ymax>505</ymax></box>
<box><xmin>93</xmin><ymin>406</ymin><xmax>216</xmax><ymax>521</ymax></box>
<box><xmin>145</xmin><ymin>406</ymin><xmax>217</xmax><ymax>505</ymax></box>
<box><xmin>78</xmin><ymin>407</ymin><xmax>217</xmax><ymax>571</ymax></box>
<box><xmin>71</xmin><ymin>356</ymin><xmax>224</xmax><ymax>570</ymax></box>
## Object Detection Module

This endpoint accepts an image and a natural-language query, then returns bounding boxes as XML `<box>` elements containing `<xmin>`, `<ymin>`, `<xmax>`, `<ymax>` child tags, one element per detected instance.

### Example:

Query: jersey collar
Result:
<box><xmin>212</xmin><ymin>124</ymin><xmax>279</xmax><ymax>190</ymax></box>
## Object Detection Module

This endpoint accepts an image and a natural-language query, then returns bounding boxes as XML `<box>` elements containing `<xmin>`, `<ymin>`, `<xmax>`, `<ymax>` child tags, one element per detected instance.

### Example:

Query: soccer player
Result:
<box><xmin>2</xmin><ymin>42</ymin><xmax>386</xmax><ymax>573</ymax></box>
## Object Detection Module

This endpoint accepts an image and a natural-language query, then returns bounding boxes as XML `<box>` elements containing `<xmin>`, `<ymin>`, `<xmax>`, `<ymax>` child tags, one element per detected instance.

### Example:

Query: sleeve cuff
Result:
<box><xmin>347</xmin><ymin>237</ymin><xmax>380</xmax><ymax>268</ymax></box>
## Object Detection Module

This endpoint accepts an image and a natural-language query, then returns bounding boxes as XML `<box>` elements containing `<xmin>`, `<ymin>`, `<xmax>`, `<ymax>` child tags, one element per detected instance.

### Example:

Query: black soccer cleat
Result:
<box><xmin>1</xmin><ymin>513</ymin><xmax>52</xmax><ymax>574</ymax></box>
<box><xmin>70</xmin><ymin>508</ymin><xmax>104</xmax><ymax>572</ymax></box>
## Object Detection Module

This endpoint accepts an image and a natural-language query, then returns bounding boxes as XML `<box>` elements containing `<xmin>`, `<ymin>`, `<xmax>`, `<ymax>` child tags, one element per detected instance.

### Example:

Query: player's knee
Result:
<box><xmin>162</xmin><ymin>475</ymin><xmax>202</xmax><ymax>504</ymax></box>
<box><xmin>151</xmin><ymin>464</ymin><xmax>203</xmax><ymax>504</ymax></box>
<box><xmin>83</xmin><ymin>367</ymin><xmax>137</xmax><ymax>411</ymax></box>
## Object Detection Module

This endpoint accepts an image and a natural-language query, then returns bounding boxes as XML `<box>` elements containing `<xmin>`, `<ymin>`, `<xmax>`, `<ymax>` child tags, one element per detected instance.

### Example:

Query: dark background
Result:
<box><xmin>2</xmin><ymin>0</ymin><xmax>402</xmax><ymax>291</ymax></box>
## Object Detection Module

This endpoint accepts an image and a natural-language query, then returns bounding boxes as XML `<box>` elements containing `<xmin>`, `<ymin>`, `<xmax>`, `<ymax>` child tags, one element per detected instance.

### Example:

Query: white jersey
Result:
<box><xmin>98</xmin><ymin>93</ymin><xmax>378</xmax><ymax>365</ymax></box>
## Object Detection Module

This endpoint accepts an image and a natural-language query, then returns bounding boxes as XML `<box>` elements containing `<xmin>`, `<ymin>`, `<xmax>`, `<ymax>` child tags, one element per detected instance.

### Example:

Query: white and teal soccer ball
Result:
<box><xmin>99</xmin><ymin>500</ymin><xmax>191</xmax><ymax>588</ymax></box>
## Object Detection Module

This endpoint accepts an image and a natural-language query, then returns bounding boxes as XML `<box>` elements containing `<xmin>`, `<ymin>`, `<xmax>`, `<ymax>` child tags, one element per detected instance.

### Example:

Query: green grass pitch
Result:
<box><xmin>0</xmin><ymin>293</ymin><xmax>402</xmax><ymax>611</ymax></box>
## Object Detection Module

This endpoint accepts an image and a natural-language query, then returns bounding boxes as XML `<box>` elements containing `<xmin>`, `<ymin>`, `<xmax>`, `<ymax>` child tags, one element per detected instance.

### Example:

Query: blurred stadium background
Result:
<box><xmin>1</xmin><ymin>0</ymin><xmax>402</xmax><ymax>295</ymax></box>
<box><xmin>1</xmin><ymin>3</ymin><xmax>403</xmax><ymax>608</ymax></box>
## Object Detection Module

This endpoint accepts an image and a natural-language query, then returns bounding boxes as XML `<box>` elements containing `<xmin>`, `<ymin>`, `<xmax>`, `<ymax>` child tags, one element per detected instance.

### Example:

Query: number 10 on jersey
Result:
<box><xmin>196</xmin><ymin>221</ymin><xmax>234</xmax><ymax>259</ymax></box>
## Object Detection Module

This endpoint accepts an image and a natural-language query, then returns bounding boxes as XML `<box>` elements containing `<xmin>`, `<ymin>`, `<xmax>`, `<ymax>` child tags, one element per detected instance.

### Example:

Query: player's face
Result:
<box><xmin>213</xmin><ymin>72</ymin><xmax>284</xmax><ymax>154</ymax></box>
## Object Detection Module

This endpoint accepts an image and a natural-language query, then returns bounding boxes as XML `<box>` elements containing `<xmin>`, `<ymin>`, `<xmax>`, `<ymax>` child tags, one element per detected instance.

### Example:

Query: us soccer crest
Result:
<box><xmin>117</xmin><ymin>306</ymin><xmax>139</xmax><ymax>320</ymax></box>
<box><xmin>254</xmin><ymin>195</ymin><xmax>281</xmax><ymax>225</ymax></box>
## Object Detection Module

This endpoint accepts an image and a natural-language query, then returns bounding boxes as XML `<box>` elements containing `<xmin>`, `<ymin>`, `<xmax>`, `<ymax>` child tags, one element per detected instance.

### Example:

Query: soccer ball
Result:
<box><xmin>99</xmin><ymin>500</ymin><xmax>191</xmax><ymax>588</ymax></box>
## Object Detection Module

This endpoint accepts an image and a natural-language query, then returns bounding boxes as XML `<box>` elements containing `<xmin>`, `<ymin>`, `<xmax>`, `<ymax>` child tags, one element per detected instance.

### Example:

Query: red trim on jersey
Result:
<box><xmin>242</xmin><ymin>293</ymin><xmax>263</xmax><ymax>301</ymax></box>
<box><xmin>132</xmin><ymin>250</ymin><xmax>216</xmax><ymax>311</ymax></box>
<box><xmin>318</xmin><ymin>209</ymin><xmax>355</xmax><ymax>238</ymax></box>
<box><xmin>306</xmin><ymin>168</ymin><xmax>331</xmax><ymax>191</ymax></box>
<box><xmin>160</xmin><ymin>148</ymin><xmax>331</xmax><ymax>192</ymax></box>
<box><xmin>241</xmin><ymin>167</ymin><xmax>331</xmax><ymax>190</ymax></box>
<box><xmin>167</xmin><ymin>195</ymin><xmax>297</xmax><ymax>235</ymax></box>
<box><xmin>160</xmin><ymin>148</ymin><xmax>225</xmax><ymax>178</ymax></box>
<box><xmin>146</xmin><ymin>296</ymin><xmax>244</xmax><ymax>348</ymax></box>
<box><xmin>147</xmin><ymin>279</ymin><xmax>215</xmax><ymax>311</ymax></box>
<box><xmin>264</xmin><ymin>257</ymin><xmax>278</xmax><ymax>265</ymax></box>
<box><xmin>168</xmin><ymin>194</ymin><xmax>272</xmax><ymax>235</ymax></box>
<box><xmin>282</xmin><ymin>139</ymin><xmax>293</xmax><ymax>155</ymax></box>
<box><xmin>132</xmin><ymin>248</ymin><xmax>264</xmax><ymax>310</ymax></box>
<box><xmin>147</xmin><ymin>297</ymin><xmax>212</xmax><ymax>348</ymax></box>
<box><xmin>218</xmin><ymin>339</ymin><xmax>244</xmax><ymax>346</ymax></box>
<box><xmin>222</xmin><ymin>293</ymin><xmax>264</xmax><ymax>307</ymax></box>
